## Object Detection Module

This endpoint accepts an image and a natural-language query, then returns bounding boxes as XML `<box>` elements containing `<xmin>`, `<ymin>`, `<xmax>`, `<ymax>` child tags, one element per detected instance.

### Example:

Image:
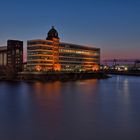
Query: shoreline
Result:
<box><xmin>105</xmin><ymin>71</ymin><xmax>140</xmax><ymax>76</ymax></box>
<box><xmin>0</xmin><ymin>72</ymin><xmax>110</xmax><ymax>82</ymax></box>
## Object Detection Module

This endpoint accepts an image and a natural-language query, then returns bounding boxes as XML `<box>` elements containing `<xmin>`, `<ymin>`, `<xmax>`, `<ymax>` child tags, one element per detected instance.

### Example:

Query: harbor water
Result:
<box><xmin>0</xmin><ymin>75</ymin><xmax>140</xmax><ymax>140</ymax></box>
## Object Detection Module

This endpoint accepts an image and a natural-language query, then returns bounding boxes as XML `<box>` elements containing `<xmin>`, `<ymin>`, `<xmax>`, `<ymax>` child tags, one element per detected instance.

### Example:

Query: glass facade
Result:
<box><xmin>27</xmin><ymin>40</ymin><xmax>100</xmax><ymax>72</ymax></box>
<box><xmin>59</xmin><ymin>43</ymin><xmax>100</xmax><ymax>71</ymax></box>
<box><xmin>27</xmin><ymin>40</ymin><xmax>55</xmax><ymax>71</ymax></box>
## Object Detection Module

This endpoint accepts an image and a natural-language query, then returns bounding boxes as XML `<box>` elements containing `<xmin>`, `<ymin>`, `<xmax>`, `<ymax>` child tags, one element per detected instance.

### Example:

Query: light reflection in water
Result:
<box><xmin>31</xmin><ymin>81</ymin><xmax>63</xmax><ymax>139</ymax></box>
<box><xmin>0</xmin><ymin>76</ymin><xmax>140</xmax><ymax>140</ymax></box>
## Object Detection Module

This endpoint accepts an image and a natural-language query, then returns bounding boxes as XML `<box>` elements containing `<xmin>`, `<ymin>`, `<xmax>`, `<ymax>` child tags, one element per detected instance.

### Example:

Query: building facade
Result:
<box><xmin>59</xmin><ymin>42</ymin><xmax>100</xmax><ymax>71</ymax></box>
<box><xmin>0</xmin><ymin>40</ymin><xmax>23</xmax><ymax>72</ymax></box>
<box><xmin>0</xmin><ymin>46</ymin><xmax>7</xmax><ymax>66</ymax></box>
<box><xmin>27</xmin><ymin>27</ymin><xmax>100</xmax><ymax>72</ymax></box>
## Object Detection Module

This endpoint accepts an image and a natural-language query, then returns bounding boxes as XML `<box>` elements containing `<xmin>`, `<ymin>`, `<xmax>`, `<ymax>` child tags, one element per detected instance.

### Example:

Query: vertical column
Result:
<box><xmin>52</xmin><ymin>38</ymin><xmax>60</xmax><ymax>71</ymax></box>
<box><xmin>2</xmin><ymin>53</ymin><xmax>4</xmax><ymax>66</ymax></box>
<box><xmin>0</xmin><ymin>53</ymin><xmax>2</xmax><ymax>65</ymax></box>
<box><xmin>4</xmin><ymin>53</ymin><xmax>7</xmax><ymax>66</ymax></box>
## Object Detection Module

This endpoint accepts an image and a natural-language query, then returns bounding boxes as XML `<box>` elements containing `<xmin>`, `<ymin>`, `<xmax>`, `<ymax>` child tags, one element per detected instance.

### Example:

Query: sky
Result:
<box><xmin>0</xmin><ymin>0</ymin><xmax>140</xmax><ymax>60</ymax></box>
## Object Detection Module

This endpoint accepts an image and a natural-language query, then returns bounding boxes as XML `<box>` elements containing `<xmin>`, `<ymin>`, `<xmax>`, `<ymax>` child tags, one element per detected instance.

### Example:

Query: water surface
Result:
<box><xmin>0</xmin><ymin>75</ymin><xmax>140</xmax><ymax>140</ymax></box>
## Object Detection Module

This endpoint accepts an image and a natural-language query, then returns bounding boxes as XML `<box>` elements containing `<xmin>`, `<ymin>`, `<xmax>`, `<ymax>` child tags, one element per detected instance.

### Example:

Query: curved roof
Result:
<box><xmin>46</xmin><ymin>26</ymin><xmax>59</xmax><ymax>40</ymax></box>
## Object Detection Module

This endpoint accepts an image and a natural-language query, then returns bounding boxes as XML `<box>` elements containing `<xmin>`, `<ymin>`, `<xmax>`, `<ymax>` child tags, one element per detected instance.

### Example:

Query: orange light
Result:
<box><xmin>54</xmin><ymin>64</ymin><xmax>61</xmax><ymax>71</ymax></box>
<box><xmin>92</xmin><ymin>64</ymin><xmax>100</xmax><ymax>71</ymax></box>
<box><xmin>35</xmin><ymin>65</ymin><xmax>42</xmax><ymax>72</ymax></box>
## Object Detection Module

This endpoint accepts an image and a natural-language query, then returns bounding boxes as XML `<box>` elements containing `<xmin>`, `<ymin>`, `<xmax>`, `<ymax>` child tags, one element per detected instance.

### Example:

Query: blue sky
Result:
<box><xmin>0</xmin><ymin>0</ymin><xmax>140</xmax><ymax>59</ymax></box>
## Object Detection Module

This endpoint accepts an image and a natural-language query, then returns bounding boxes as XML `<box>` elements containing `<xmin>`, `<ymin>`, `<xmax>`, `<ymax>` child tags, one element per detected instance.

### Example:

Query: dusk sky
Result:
<box><xmin>0</xmin><ymin>0</ymin><xmax>140</xmax><ymax>60</ymax></box>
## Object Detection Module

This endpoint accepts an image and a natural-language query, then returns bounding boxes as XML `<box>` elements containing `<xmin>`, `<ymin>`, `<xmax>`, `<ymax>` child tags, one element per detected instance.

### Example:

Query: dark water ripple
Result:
<box><xmin>0</xmin><ymin>75</ymin><xmax>140</xmax><ymax>140</ymax></box>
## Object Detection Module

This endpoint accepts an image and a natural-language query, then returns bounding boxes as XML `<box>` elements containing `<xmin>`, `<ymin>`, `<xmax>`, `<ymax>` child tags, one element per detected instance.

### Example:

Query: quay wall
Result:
<box><xmin>18</xmin><ymin>72</ymin><xmax>109</xmax><ymax>82</ymax></box>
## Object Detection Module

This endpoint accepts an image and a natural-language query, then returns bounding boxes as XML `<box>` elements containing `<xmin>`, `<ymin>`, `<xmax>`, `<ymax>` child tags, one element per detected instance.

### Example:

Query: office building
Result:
<box><xmin>27</xmin><ymin>27</ymin><xmax>100</xmax><ymax>72</ymax></box>
<box><xmin>0</xmin><ymin>40</ymin><xmax>23</xmax><ymax>72</ymax></box>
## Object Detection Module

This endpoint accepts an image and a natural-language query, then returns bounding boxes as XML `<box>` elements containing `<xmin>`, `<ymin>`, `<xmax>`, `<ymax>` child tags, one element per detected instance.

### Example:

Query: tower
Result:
<box><xmin>46</xmin><ymin>26</ymin><xmax>61</xmax><ymax>71</ymax></box>
<box><xmin>46</xmin><ymin>26</ymin><xmax>59</xmax><ymax>40</ymax></box>
<box><xmin>7</xmin><ymin>40</ymin><xmax>23</xmax><ymax>72</ymax></box>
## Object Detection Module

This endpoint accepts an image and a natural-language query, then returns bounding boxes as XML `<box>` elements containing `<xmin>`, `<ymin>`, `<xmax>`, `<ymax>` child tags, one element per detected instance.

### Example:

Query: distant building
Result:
<box><xmin>0</xmin><ymin>40</ymin><xmax>23</xmax><ymax>73</ymax></box>
<box><xmin>27</xmin><ymin>27</ymin><xmax>100</xmax><ymax>72</ymax></box>
<box><xmin>0</xmin><ymin>46</ymin><xmax>7</xmax><ymax>66</ymax></box>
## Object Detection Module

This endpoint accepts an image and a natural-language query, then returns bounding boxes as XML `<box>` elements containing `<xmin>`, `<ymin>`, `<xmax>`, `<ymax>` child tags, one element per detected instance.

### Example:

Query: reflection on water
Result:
<box><xmin>0</xmin><ymin>76</ymin><xmax>140</xmax><ymax>140</ymax></box>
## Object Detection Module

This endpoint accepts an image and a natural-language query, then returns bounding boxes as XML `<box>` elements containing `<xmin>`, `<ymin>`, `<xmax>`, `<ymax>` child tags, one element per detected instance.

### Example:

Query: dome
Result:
<box><xmin>46</xmin><ymin>26</ymin><xmax>59</xmax><ymax>40</ymax></box>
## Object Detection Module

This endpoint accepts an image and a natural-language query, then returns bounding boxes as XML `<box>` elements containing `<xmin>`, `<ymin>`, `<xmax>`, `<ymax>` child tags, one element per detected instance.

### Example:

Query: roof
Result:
<box><xmin>0</xmin><ymin>46</ymin><xmax>7</xmax><ymax>51</ymax></box>
<box><xmin>46</xmin><ymin>26</ymin><xmax>59</xmax><ymax>40</ymax></box>
<box><xmin>60</xmin><ymin>42</ymin><xmax>100</xmax><ymax>51</ymax></box>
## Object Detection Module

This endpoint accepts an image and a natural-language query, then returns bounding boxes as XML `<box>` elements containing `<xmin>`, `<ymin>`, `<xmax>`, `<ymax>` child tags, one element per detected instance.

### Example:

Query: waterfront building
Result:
<box><xmin>0</xmin><ymin>46</ymin><xmax>7</xmax><ymax>66</ymax></box>
<box><xmin>0</xmin><ymin>40</ymin><xmax>23</xmax><ymax>72</ymax></box>
<box><xmin>27</xmin><ymin>27</ymin><xmax>100</xmax><ymax>72</ymax></box>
